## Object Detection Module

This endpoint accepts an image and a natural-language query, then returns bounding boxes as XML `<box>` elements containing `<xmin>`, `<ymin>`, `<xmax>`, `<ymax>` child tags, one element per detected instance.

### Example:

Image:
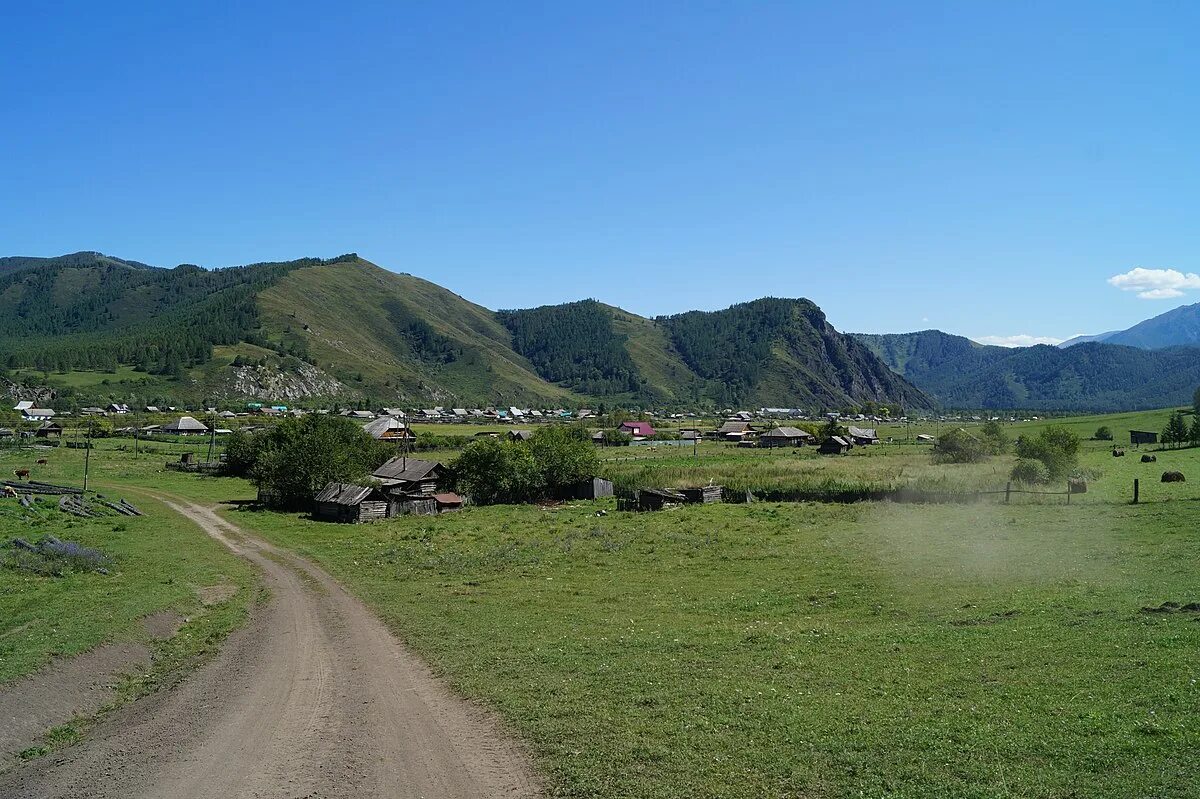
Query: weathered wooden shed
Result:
<box><xmin>35</xmin><ymin>422</ymin><xmax>64</xmax><ymax>438</ymax></box>
<box><xmin>818</xmin><ymin>436</ymin><xmax>852</xmax><ymax>455</ymax></box>
<box><xmin>563</xmin><ymin>477</ymin><xmax>615</xmax><ymax>500</ymax></box>
<box><xmin>313</xmin><ymin>482</ymin><xmax>389</xmax><ymax>524</ymax></box>
<box><xmin>389</xmin><ymin>492</ymin><xmax>439</xmax><ymax>516</ymax></box>
<box><xmin>1130</xmin><ymin>430</ymin><xmax>1159</xmax><ymax>446</ymax></box>
<box><xmin>846</xmin><ymin>426</ymin><xmax>879</xmax><ymax>445</ymax></box>
<box><xmin>680</xmin><ymin>485</ymin><xmax>723</xmax><ymax>504</ymax></box>
<box><xmin>637</xmin><ymin>487</ymin><xmax>687</xmax><ymax>511</ymax></box>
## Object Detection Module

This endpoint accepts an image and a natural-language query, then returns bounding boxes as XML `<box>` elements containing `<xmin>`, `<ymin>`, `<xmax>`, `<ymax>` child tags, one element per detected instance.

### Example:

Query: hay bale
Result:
<box><xmin>1141</xmin><ymin>454</ymin><xmax>1157</xmax><ymax>463</ymax></box>
<box><xmin>1068</xmin><ymin>477</ymin><xmax>1088</xmax><ymax>494</ymax></box>
<box><xmin>1161</xmin><ymin>471</ymin><xmax>1186</xmax><ymax>483</ymax></box>
<box><xmin>1112</xmin><ymin>449</ymin><xmax>1125</xmax><ymax>457</ymax></box>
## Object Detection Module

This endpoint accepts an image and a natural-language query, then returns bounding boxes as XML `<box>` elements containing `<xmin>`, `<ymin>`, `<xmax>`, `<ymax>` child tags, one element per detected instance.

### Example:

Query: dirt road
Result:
<box><xmin>0</xmin><ymin>499</ymin><xmax>541</xmax><ymax>799</ymax></box>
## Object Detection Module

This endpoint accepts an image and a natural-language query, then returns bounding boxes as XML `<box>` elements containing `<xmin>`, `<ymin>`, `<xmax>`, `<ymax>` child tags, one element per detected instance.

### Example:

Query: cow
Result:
<box><xmin>13</xmin><ymin>468</ymin><xmax>30</xmax><ymax>479</ymax></box>
<box><xmin>1141</xmin><ymin>454</ymin><xmax>1157</xmax><ymax>463</ymax></box>
<box><xmin>36</xmin><ymin>458</ymin><xmax>48</xmax><ymax>465</ymax></box>
<box><xmin>1112</xmin><ymin>448</ymin><xmax>1125</xmax><ymax>457</ymax></box>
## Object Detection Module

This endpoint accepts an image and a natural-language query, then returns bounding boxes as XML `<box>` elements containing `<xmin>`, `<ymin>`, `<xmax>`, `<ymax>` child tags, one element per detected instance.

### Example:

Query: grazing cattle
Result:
<box><xmin>1161</xmin><ymin>471</ymin><xmax>1186</xmax><ymax>483</ymax></box>
<box><xmin>13</xmin><ymin>468</ymin><xmax>30</xmax><ymax>479</ymax></box>
<box><xmin>36</xmin><ymin>458</ymin><xmax>48</xmax><ymax>465</ymax></box>
<box><xmin>1112</xmin><ymin>448</ymin><xmax>1125</xmax><ymax>457</ymax></box>
<box><xmin>1141</xmin><ymin>454</ymin><xmax>1157</xmax><ymax>463</ymax></box>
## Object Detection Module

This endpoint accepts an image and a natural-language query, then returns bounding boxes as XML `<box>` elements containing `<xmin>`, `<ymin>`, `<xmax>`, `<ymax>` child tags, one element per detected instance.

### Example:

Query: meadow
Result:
<box><xmin>3</xmin><ymin>410</ymin><xmax>1199</xmax><ymax>795</ymax></box>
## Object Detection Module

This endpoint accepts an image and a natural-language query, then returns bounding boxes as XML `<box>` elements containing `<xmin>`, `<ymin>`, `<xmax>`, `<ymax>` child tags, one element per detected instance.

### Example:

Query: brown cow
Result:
<box><xmin>13</xmin><ymin>468</ymin><xmax>30</xmax><ymax>479</ymax></box>
<box><xmin>36</xmin><ymin>458</ymin><xmax>48</xmax><ymax>465</ymax></box>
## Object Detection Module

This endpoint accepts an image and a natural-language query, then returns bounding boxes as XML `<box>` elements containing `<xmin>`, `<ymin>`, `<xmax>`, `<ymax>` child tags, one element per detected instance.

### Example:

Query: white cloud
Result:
<box><xmin>975</xmin><ymin>334</ymin><xmax>1065</xmax><ymax>347</ymax></box>
<box><xmin>1108</xmin><ymin>267</ymin><xmax>1200</xmax><ymax>299</ymax></box>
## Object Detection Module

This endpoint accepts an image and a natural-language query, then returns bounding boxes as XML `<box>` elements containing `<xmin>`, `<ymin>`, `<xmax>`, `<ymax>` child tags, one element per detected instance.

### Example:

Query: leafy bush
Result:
<box><xmin>448</xmin><ymin>425</ymin><xmax>599</xmax><ymax>505</ymax></box>
<box><xmin>1010</xmin><ymin>458</ymin><xmax>1050</xmax><ymax>485</ymax></box>
<box><xmin>1015</xmin><ymin>425</ymin><xmax>1080</xmax><ymax>480</ymax></box>
<box><xmin>1094</xmin><ymin>425</ymin><xmax>1113</xmax><ymax>441</ymax></box>
<box><xmin>931</xmin><ymin>428</ymin><xmax>989</xmax><ymax>464</ymax></box>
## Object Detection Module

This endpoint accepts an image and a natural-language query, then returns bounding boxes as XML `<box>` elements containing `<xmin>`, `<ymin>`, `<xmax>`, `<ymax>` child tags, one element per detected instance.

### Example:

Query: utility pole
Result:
<box><xmin>206</xmin><ymin>406</ymin><xmax>216</xmax><ymax>464</ymax></box>
<box><xmin>83</xmin><ymin>420</ymin><xmax>93</xmax><ymax>493</ymax></box>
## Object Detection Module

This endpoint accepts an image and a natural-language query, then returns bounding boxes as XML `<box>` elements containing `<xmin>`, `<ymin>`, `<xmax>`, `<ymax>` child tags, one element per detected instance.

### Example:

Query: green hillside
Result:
<box><xmin>0</xmin><ymin>251</ymin><xmax>929</xmax><ymax>410</ymax></box>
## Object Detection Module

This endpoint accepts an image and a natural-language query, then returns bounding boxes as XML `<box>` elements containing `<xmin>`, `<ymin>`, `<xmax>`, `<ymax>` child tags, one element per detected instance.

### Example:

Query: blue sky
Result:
<box><xmin>3</xmin><ymin>2</ymin><xmax>1199</xmax><ymax>345</ymax></box>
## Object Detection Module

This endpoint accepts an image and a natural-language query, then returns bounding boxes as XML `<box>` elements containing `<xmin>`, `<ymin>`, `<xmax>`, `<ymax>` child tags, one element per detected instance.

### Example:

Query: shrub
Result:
<box><xmin>1010</xmin><ymin>458</ymin><xmax>1050</xmax><ymax>485</ymax></box>
<box><xmin>931</xmin><ymin>428</ymin><xmax>989</xmax><ymax>464</ymax></box>
<box><xmin>1094</xmin><ymin>425</ymin><xmax>1113</xmax><ymax>441</ymax></box>
<box><xmin>1015</xmin><ymin>425</ymin><xmax>1080</xmax><ymax>480</ymax></box>
<box><xmin>448</xmin><ymin>425</ymin><xmax>599</xmax><ymax>505</ymax></box>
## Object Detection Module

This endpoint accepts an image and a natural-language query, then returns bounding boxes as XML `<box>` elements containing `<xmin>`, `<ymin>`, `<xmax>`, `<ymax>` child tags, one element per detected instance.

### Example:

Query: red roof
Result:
<box><xmin>433</xmin><ymin>492</ymin><xmax>463</xmax><ymax>505</ymax></box>
<box><xmin>619</xmin><ymin>421</ymin><xmax>656</xmax><ymax>436</ymax></box>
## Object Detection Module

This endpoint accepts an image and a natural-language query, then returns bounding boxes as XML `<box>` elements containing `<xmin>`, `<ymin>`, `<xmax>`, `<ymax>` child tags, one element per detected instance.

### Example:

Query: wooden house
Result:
<box><xmin>759</xmin><ymin>426</ymin><xmax>815</xmax><ymax>448</ymax></box>
<box><xmin>716</xmin><ymin>421</ymin><xmax>754</xmax><ymax>441</ymax></box>
<box><xmin>372</xmin><ymin>457</ymin><xmax>443</xmax><ymax>495</ymax></box>
<box><xmin>508</xmin><ymin>429</ymin><xmax>533</xmax><ymax>442</ymax></box>
<box><xmin>363</xmin><ymin>415</ymin><xmax>414</xmax><ymax>441</ymax></box>
<box><xmin>818</xmin><ymin>436</ymin><xmax>852</xmax><ymax>455</ymax></box>
<box><xmin>35</xmin><ymin>421</ymin><xmax>63</xmax><ymax>438</ymax></box>
<box><xmin>846</xmin><ymin>426</ymin><xmax>879</xmax><ymax>445</ymax></box>
<box><xmin>313</xmin><ymin>483</ymin><xmax>389</xmax><ymax>524</ymax></box>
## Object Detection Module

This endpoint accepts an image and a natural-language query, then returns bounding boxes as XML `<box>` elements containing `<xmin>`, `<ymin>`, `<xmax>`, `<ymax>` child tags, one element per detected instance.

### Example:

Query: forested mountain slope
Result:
<box><xmin>0</xmin><ymin>251</ymin><xmax>929</xmax><ymax>409</ymax></box>
<box><xmin>854</xmin><ymin>330</ymin><xmax>1200</xmax><ymax>411</ymax></box>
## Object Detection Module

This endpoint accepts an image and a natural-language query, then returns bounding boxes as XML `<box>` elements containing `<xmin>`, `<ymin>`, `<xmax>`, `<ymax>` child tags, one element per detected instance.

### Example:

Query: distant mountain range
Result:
<box><xmin>0</xmin><ymin>252</ymin><xmax>930</xmax><ymax>410</ymax></box>
<box><xmin>854</xmin><ymin>329</ymin><xmax>1200</xmax><ymax>411</ymax></box>
<box><xmin>1059</xmin><ymin>302</ymin><xmax>1200</xmax><ymax>350</ymax></box>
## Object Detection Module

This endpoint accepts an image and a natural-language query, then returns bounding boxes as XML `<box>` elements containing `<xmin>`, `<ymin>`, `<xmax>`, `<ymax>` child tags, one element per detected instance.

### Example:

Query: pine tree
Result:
<box><xmin>1163</xmin><ymin>411</ymin><xmax>1188</xmax><ymax>448</ymax></box>
<box><xmin>1190</xmin><ymin>415</ymin><xmax>1200</xmax><ymax>448</ymax></box>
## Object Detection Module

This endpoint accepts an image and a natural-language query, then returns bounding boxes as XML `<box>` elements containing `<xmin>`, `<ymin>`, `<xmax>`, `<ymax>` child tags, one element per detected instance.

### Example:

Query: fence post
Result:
<box><xmin>1005</xmin><ymin>482</ymin><xmax>1011</xmax><ymax>504</ymax></box>
<box><xmin>1133</xmin><ymin>478</ymin><xmax>1139</xmax><ymax>504</ymax></box>
<box><xmin>1066</xmin><ymin>482</ymin><xmax>1071</xmax><ymax>505</ymax></box>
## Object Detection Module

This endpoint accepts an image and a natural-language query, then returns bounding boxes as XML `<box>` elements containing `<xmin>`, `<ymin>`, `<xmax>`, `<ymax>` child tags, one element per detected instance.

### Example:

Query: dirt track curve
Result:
<box><xmin>0</xmin><ymin>499</ymin><xmax>541</xmax><ymax>799</ymax></box>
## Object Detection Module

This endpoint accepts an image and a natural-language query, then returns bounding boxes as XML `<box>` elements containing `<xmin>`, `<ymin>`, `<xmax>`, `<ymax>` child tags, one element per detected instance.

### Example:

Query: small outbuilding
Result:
<box><xmin>363</xmin><ymin>415</ymin><xmax>414</xmax><ymax>441</ymax></box>
<box><xmin>35</xmin><ymin>421</ymin><xmax>64</xmax><ymax>438</ymax></box>
<box><xmin>508</xmin><ymin>429</ymin><xmax>533</xmax><ymax>442</ymax></box>
<box><xmin>1130</xmin><ymin>430</ymin><xmax>1159</xmax><ymax>446</ymax></box>
<box><xmin>636</xmin><ymin>487</ymin><xmax>687</xmax><ymax>511</ymax></box>
<box><xmin>313</xmin><ymin>482</ymin><xmax>390</xmax><ymax>524</ymax></box>
<box><xmin>819</xmin><ymin>436</ymin><xmax>852</xmax><ymax>455</ymax></box>
<box><xmin>434</xmin><ymin>492</ymin><xmax>465</xmax><ymax>511</ymax></box>
<box><xmin>563</xmin><ymin>477</ymin><xmax>615</xmax><ymax>500</ymax></box>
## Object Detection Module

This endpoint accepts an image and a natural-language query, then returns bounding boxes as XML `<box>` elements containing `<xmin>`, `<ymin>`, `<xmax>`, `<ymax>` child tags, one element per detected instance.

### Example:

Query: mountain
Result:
<box><xmin>0</xmin><ymin>252</ymin><xmax>929</xmax><ymax>411</ymax></box>
<box><xmin>1058</xmin><ymin>331</ymin><xmax>1117</xmax><ymax>348</ymax></box>
<box><xmin>1059</xmin><ymin>302</ymin><xmax>1200</xmax><ymax>350</ymax></box>
<box><xmin>855</xmin><ymin>329</ymin><xmax>1200</xmax><ymax>411</ymax></box>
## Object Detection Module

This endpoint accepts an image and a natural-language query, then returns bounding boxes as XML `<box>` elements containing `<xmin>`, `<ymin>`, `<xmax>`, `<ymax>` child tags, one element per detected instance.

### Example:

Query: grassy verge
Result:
<box><xmin>235</xmin><ymin>498</ymin><xmax>1200</xmax><ymax>798</ymax></box>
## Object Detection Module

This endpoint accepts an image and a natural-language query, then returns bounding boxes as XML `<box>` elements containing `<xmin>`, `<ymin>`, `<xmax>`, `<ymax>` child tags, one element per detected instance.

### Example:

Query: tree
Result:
<box><xmin>1094</xmin><ymin>425</ymin><xmax>1113</xmax><ymax>441</ymax></box>
<box><xmin>1190</xmin><ymin>415</ymin><xmax>1200</xmax><ymax>447</ymax></box>
<box><xmin>248</xmin><ymin>415</ymin><xmax>388</xmax><ymax>509</ymax></box>
<box><xmin>1162</xmin><ymin>411</ymin><xmax>1188</xmax><ymax>449</ymax></box>
<box><xmin>527</xmin><ymin>425</ymin><xmax>600</xmax><ymax>495</ymax></box>
<box><xmin>1015</xmin><ymin>425</ymin><xmax>1081</xmax><ymax>480</ymax></box>
<box><xmin>931</xmin><ymin>428</ymin><xmax>989</xmax><ymax>463</ymax></box>
<box><xmin>1193</xmin><ymin>386</ymin><xmax>1200</xmax><ymax>418</ymax></box>
<box><xmin>980</xmin><ymin>420</ymin><xmax>1010</xmax><ymax>454</ymax></box>
<box><xmin>1010</xmin><ymin>458</ymin><xmax>1050</xmax><ymax>484</ymax></box>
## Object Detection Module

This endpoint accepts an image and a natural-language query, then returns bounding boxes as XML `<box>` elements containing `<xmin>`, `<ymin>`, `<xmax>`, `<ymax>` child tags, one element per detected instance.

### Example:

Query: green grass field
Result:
<box><xmin>4</xmin><ymin>410</ymin><xmax>1200</xmax><ymax>796</ymax></box>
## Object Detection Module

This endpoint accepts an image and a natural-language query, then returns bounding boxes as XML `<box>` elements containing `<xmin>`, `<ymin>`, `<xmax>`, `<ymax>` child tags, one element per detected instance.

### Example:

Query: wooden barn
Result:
<box><xmin>819</xmin><ymin>436</ymin><xmax>852</xmax><ymax>455</ymax></box>
<box><xmin>1130</xmin><ymin>430</ymin><xmax>1159</xmax><ymax>446</ymax></box>
<box><xmin>313</xmin><ymin>483</ymin><xmax>389</xmax><ymax>524</ymax></box>
<box><xmin>363</xmin><ymin>415</ymin><xmax>414</xmax><ymax>441</ymax></box>
<box><xmin>372</xmin><ymin>457</ymin><xmax>443</xmax><ymax>495</ymax></box>
<box><xmin>508</xmin><ymin>429</ymin><xmax>533</xmax><ymax>442</ymax></box>
<box><xmin>759</xmin><ymin>426</ymin><xmax>814</xmax><ymax>448</ymax></box>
